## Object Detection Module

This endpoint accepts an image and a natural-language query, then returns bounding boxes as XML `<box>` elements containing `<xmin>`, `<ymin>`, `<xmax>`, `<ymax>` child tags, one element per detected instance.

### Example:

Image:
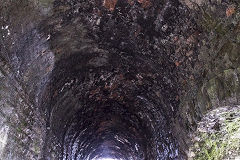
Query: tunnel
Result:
<box><xmin>38</xmin><ymin>0</ymin><xmax>188</xmax><ymax>159</ymax></box>
<box><xmin>41</xmin><ymin>48</ymin><xmax>180</xmax><ymax>159</ymax></box>
<box><xmin>1</xmin><ymin>0</ymin><xmax>240</xmax><ymax>159</ymax></box>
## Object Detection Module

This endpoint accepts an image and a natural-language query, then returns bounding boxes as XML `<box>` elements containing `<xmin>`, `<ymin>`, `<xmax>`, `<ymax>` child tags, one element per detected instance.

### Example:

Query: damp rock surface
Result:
<box><xmin>0</xmin><ymin>0</ymin><xmax>240</xmax><ymax>160</ymax></box>
<box><xmin>40</xmin><ymin>0</ymin><xmax>195</xmax><ymax>159</ymax></box>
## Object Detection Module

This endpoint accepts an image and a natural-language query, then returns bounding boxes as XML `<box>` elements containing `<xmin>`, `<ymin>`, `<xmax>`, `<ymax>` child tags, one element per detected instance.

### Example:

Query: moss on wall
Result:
<box><xmin>189</xmin><ymin>106</ymin><xmax>240</xmax><ymax>160</ymax></box>
<box><xmin>184</xmin><ymin>1</ymin><xmax>240</xmax><ymax>159</ymax></box>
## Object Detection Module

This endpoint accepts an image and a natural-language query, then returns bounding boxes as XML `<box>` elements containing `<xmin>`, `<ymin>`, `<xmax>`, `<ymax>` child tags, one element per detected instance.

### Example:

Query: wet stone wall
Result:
<box><xmin>0</xmin><ymin>1</ymin><xmax>53</xmax><ymax>159</ymax></box>
<box><xmin>1</xmin><ymin>0</ymin><xmax>239</xmax><ymax>160</ymax></box>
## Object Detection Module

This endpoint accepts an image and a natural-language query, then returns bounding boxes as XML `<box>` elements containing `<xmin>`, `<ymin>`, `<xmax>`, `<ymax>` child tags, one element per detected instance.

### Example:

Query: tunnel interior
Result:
<box><xmin>1</xmin><ymin>0</ymin><xmax>240</xmax><ymax>159</ymax></box>
<box><xmin>42</xmin><ymin>50</ymin><xmax>180</xmax><ymax>159</ymax></box>
<box><xmin>0</xmin><ymin>0</ymin><xmax>203</xmax><ymax>159</ymax></box>
<box><xmin>35</xmin><ymin>0</ymin><xmax>193</xmax><ymax>159</ymax></box>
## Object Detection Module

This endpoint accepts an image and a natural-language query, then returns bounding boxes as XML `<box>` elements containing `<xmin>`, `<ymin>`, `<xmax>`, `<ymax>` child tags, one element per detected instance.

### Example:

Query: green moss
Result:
<box><xmin>191</xmin><ymin>108</ymin><xmax>240</xmax><ymax>160</ymax></box>
<box><xmin>215</xmin><ymin>23</ymin><xmax>227</xmax><ymax>36</ymax></box>
<box><xmin>194</xmin><ymin>133</ymin><xmax>222</xmax><ymax>160</ymax></box>
<box><xmin>201</xmin><ymin>11</ymin><xmax>218</xmax><ymax>32</ymax></box>
<box><xmin>206</xmin><ymin>78</ymin><xmax>217</xmax><ymax>106</ymax></box>
<box><xmin>38</xmin><ymin>0</ymin><xmax>54</xmax><ymax>7</ymax></box>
